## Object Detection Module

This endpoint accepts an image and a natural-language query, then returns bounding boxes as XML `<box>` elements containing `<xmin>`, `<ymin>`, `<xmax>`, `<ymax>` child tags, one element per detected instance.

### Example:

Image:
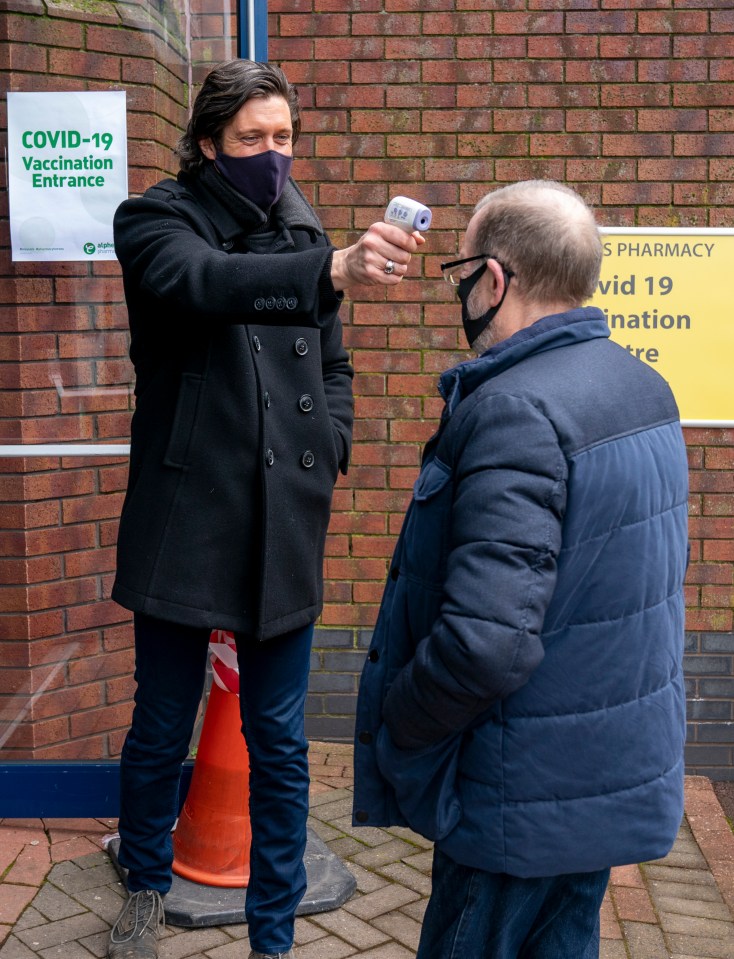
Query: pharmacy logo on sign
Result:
<box><xmin>83</xmin><ymin>242</ymin><xmax>96</xmax><ymax>255</ymax></box>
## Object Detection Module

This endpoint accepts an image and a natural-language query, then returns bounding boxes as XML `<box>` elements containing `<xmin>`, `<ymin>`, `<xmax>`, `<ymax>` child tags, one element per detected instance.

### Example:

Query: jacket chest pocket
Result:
<box><xmin>401</xmin><ymin>457</ymin><xmax>453</xmax><ymax>589</ymax></box>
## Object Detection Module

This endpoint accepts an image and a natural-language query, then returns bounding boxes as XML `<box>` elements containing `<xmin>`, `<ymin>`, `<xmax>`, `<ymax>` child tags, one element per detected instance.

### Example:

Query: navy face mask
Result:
<box><xmin>214</xmin><ymin>149</ymin><xmax>293</xmax><ymax>211</ymax></box>
<box><xmin>457</xmin><ymin>260</ymin><xmax>514</xmax><ymax>348</ymax></box>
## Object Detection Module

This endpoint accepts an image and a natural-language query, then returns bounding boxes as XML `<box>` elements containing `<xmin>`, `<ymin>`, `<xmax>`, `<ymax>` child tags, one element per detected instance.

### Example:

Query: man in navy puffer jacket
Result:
<box><xmin>353</xmin><ymin>181</ymin><xmax>689</xmax><ymax>958</ymax></box>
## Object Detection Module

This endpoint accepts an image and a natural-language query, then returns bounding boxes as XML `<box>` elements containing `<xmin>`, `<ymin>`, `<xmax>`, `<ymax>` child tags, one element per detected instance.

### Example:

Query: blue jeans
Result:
<box><xmin>118</xmin><ymin>613</ymin><xmax>313</xmax><ymax>954</ymax></box>
<box><xmin>417</xmin><ymin>849</ymin><xmax>610</xmax><ymax>959</ymax></box>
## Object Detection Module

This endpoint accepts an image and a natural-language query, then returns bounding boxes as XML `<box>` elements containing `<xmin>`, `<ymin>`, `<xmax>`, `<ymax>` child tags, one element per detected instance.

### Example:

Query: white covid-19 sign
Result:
<box><xmin>7</xmin><ymin>91</ymin><xmax>128</xmax><ymax>261</ymax></box>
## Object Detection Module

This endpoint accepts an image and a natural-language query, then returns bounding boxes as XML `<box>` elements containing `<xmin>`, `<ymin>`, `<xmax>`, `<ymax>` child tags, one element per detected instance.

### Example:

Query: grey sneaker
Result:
<box><xmin>248</xmin><ymin>952</ymin><xmax>294</xmax><ymax>959</ymax></box>
<box><xmin>108</xmin><ymin>889</ymin><xmax>164</xmax><ymax>958</ymax></box>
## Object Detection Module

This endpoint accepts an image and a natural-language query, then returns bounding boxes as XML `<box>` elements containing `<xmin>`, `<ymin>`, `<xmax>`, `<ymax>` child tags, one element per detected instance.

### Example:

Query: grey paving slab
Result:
<box><xmin>15</xmin><ymin>913</ymin><xmax>107</xmax><ymax>951</ymax></box>
<box><xmin>37</xmin><ymin>942</ymin><xmax>97</xmax><ymax>959</ymax></box>
<box><xmin>665</xmin><ymin>935</ymin><xmax>734</xmax><ymax>958</ymax></box>
<box><xmin>350</xmin><ymin>839</ymin><xmax>420</xmax><ymax>870</ymax></box>
<box><xmin>371</xmin><ymin>910</ymin><xmax>423</xmax><ymax>951</ymax></box>
<box><xmin>0</xmin><ymin>938</ymin><xmax>39</xmax><ymax>959</ymax></box>
<box><xmin>600</xmin><ymin>943</ymin><xmax>628</xmax><ymax>959</ymax></box>
<box><xmin>656</xmin><ymin>895</ymin><xmax>734</xmax><ymax>921</ymax></box>
<box><xmin>647</xmin><ymin>879</ymin><xmax>726</xmax><ymax>903</ymax></box>
<box><xmin>643</xmin><ymin>864</ymin><xmax>719</xmax><ymax>886</ymax></box>
<box><xmin>343</xmin><ymin>885</ymin><xmax>420</xmax><ymax>921</ymax></box>
<box><xmin>311</xmin><ymin>908</ymin><xmax>391</xmax><ymax>949</ymax></box>
<box><xmin>659</xmin><ymin>911</ymin><xmax>734</xmax><ymax>938</ymax></box>
<box><xmin>294</xmin><ymin>917</ymin><xmax>330</xmax><ymax>945</ymax></box>
<box><xmin>30</xmin><ymin>886</ymin><xmax>86</xmax><ymax>923</ymax></box>
<box><xmin>374</xmin><ymin>862</ymin><xmax>432</xmax><ymax>897</ymax></box>
<box><xmin>620</xmin><ymin>920</ymin><xmax>670</xmax><ymax>958</ymax></box>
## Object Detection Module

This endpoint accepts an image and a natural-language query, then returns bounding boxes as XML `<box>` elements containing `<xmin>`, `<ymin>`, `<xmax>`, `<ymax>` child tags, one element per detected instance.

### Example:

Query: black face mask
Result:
<box><xmin>214</xmin><ymin>149</ymin><xmax>293</xmax><ymax>212</ymax></box>
<box><xmin>457</xmin><ymin>260</ymin><xmax>514</xmax><ymax>348</ymax></box>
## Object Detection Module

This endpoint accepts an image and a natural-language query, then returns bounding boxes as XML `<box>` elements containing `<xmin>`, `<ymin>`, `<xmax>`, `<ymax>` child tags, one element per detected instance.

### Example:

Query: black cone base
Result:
<box><xmin>107</xmin><ymin>828</ymin><xmax>356</xmax><ymax>928</ymax></box>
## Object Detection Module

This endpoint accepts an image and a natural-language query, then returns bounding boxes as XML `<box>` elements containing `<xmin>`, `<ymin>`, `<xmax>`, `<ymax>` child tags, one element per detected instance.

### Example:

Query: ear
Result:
<box><xmin>485</xmin><ymin>258</ymin><xmax>507</xmax><ymax>307</ymax></box>
<box><xmin>198</xmin><ymin>137</ymin><xmax>217</xmax><ymax>162</ymax></box>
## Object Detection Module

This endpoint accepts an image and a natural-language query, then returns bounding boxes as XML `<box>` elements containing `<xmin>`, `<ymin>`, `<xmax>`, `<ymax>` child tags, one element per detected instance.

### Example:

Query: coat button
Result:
<box><xmin>253</xmin><ymin>335</ymin><xmax>261</xmax><ymax>352</ymax></box>
<box><xmin>254</xmin><ymin>298</ymin><xmax>265</xmax><ymax>310</ymax></box>
<box><xmin>265</xmin><ymin>449</ymin><xmax>274</xmax><ymax>467</ymax></box>
<box><xmin>299</xmin><ymin>394</ymin><xmax>314</xmax><ymax>412</ymax></box>
<box><xmin>390</xmin><ymin>566</ymin><xmax>400</xmax><ymax>581</ymax></box>
<box><xmin>264</xmin><ymin>391</ymin><xmax>271</xmax><ymax>408</ymax></box>
<box><xmin>294</xmin><ymin>337</ymin><xmax>308</xmax><ymax>356</ymax></box>
<box><xmin>276</xmin><ymin>297</ymin><xmax>286</xmax><ymax>310</ymax></box>
<box><xmin>358</xmin><ymin>731</ymin><xmax>373</xmax><ymax>745</ymax></box>
<box><xmin>355</xmin><ymin>810</ymin><xmax>369</xmax><ymax>823</ymax></box>
<box><xmin>265</xmin><ymin>297</ymin><xmax>276</xmax><ymax>310</ymax></box>
<box><xmin>287</xmin><ymin>297</ymin><xmax>298</xmax><ymax>310</ymax></box>
<box><xmin>301</xmin><ymin>450</ymin><xmax>315</xmax><ymax>469</ymax></box>
<box><xmin>222</xmin><ymin>240</ymin><xmax>234</xmax><ymax>250</ymax></box>
<box><xmin>368</xmin><ymin>649</ymin><xmax>380</xmax><ymax>663</ymax></box>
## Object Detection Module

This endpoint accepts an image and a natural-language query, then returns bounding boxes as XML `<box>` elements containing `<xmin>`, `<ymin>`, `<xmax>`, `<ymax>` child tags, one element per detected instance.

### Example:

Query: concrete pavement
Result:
<box><xmin>1</xmin><ymin>743</ymin><xmax>733</xmax><ymax>958</ymax></box>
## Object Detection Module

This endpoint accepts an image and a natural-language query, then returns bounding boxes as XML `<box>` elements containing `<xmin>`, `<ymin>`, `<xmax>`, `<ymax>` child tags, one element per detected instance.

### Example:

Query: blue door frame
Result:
<box><xmin>0</xmin><ymin>2</ymin><xmax>267</xmax><ymax>821</ymax></box>
<box><xmin>238</xmin><ymin>0</ymin><xmax>269</xmax><ymax>61</ymax></box>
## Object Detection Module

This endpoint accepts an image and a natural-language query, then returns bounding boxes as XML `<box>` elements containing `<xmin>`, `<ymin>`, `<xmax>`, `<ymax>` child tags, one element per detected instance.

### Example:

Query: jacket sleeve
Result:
<box><xmin>382</xmin><ymin>392</ymin><xmax>568</xmax><ymax>749</ymax></box>
<box><xmin>113</xmin><ymin>190</ymin><xmax>340</xmax><ymax>326</ymax></box>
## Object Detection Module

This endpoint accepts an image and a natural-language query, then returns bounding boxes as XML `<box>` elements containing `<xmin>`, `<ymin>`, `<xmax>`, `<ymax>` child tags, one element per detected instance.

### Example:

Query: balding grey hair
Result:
<box><xmin>472</xmin><ymin>181</ymin><xmax>602</xmax><ymax>306</ymax></box>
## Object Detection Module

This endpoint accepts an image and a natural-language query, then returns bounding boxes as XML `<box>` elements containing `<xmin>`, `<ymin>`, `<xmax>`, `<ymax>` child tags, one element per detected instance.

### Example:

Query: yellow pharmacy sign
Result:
<box><xmin>591</xmin><ymin>229</ymin><xmax>734</xmax><ymax>426</ymax></box>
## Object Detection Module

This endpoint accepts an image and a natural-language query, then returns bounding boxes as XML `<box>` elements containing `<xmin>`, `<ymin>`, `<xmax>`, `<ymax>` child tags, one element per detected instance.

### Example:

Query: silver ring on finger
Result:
<box><xmin>384</xmin><ymin>259</ymin><xmax>395</xmax><ymax>275</ymax></box>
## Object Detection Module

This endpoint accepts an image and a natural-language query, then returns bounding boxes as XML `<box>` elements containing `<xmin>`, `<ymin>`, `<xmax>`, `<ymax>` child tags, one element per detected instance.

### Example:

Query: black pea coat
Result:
<box><xmin>111</xmin><ymin>167</ymin><xmax>354</xmax><ymax>640</ymax></box>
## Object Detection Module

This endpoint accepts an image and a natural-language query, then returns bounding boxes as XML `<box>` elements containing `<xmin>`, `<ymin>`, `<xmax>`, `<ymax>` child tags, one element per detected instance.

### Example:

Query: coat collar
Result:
<box><xmin>180</xmin><ymin>164</ymin><xmax>325</xmax><ymax>244</ymax></box>
<box><xmin>438</xmin><ymin>307</ymin><xmax>611</xmax><ymax>415</ymax></box>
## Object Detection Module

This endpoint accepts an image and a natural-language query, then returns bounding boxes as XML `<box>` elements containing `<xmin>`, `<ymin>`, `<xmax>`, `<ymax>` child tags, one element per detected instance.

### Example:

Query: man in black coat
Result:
<box><xmin>108</xmin><ymin>59</ymin><xmax>422</xmax><ymax>959</ymax></box>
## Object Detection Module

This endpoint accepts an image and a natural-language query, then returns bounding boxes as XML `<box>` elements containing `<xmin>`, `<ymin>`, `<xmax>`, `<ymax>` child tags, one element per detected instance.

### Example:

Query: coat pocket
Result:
<box><xmin>375</xmin><ymin>724</ymin><xmax>462</xmax><ymax>841</ymax></box>
<box><xmin>163</xmin><ymin>373</ymin><xmax>204</xmax><ymax>469</ymax></box>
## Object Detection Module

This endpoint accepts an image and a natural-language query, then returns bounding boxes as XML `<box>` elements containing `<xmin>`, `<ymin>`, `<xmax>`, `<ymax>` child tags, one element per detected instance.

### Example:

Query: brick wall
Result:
<box><xmin>270</xmin><ymin>2</ymin><xmax>734</xmax><ymax>772</ymax></box>
<box><xmin>0</xmin><ymin>0</ymin><xmax>189</xmax><ymax>759</ymax></box>
<box><xmin>1</xmin><ymin>1</ymin><xmax>733</xmax><ymax>776</ymax></box>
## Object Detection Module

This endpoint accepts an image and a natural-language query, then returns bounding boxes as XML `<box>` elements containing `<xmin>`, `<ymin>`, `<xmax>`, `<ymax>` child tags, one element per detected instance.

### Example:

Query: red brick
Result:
<box><xmin>675</xmin><ymin>36</ymin><xmax>733</xmax><ymax>59</ymax></box>
<box><xmin>686</xmin><ymin>607</ymin><xmax>733</xmax><ymax>631</ymax></box>
<box><xmin>600</xmin><ymin>36</ymin><xmax>670</xmax><ymax>59</ymax></box>
<box><xmin>70</xmin><ymin>703</ymin><xmax>134</xmax><ymax>738</ymax></box>
<box><xmin>65</xmin><ymin>601</ymin><xmax>131</xmax><ymax>634</ymax></box>
<box><xmin>702</xmin><ymin>585</ymin><xmax>734</xmax><ymax>609</ymax></box>
<box><xmin>352</xmin><ymin>13</ymin><xmax>421</xmax><ymax>35</ymax></box>
<box><xmin>3</xmin><ymin>845</ymin><xmax>51</xmax><ymax>888</ymax></box>
<box><xmin>352</xmin><ymin>61</ymin><xmax>420</xmax><ymax>84</ymax></box>
<box><xmin>528</xmin><ymin>85</ymin><xmax>598</xmax><ymax>109</ymax></box>
<box><xmin>603</xmin><ymin>134</ymin><xmax>672</xmax><ymax>156</ymax></box>
<box><xmin>567</xmin><ymin>11</ymin><xmax>636</xmax><ymax>34</ymax></box>
<box><xmin>611</xmin><ymin>886</ymin><xmax>658</xmax><ymax>924</ymax></box>
<box><xmin>314</xmin><ymin>37</ymin><xmax>383</xmax><ymax>60</ymax></box>
<box><xmin>386</xmin><ymin>36</ymin><xmax>454</xmax><ymax>60</ymax></box>
<box><xmin>0</xmin><ymin>555</ymin><xmax>62</xmax><ymax>585</ymax></box>
<box><xmin>639</xmin><ymin>60</ymin><xmax>707</xmax><ymax>83</ymax></box>
<box><xmin>6</xmin><ymin>12</ymin><xmax>83</xmax><ymax>45</ymax></box>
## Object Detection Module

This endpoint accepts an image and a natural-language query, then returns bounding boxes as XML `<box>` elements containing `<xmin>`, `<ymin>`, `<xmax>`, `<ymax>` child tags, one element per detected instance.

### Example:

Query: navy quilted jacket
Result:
<box><xmin>353</xmin><ymin>307</ymin><xmax>689</xmax><ymax>877</ymax></box>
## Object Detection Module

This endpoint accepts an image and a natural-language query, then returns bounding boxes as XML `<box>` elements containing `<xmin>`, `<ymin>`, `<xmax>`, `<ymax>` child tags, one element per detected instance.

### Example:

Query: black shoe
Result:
<box><xmin>108</xmin><ymin>889</ymin><xmax>164</xmax><ymax>958</ymax></box>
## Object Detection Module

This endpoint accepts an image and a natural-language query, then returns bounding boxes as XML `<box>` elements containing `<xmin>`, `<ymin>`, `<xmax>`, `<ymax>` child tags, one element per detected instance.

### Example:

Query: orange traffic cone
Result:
<box><xmin>172</xmin><ymin>679</ymin><xmax>251</xmax><ymax>887</ymax></box>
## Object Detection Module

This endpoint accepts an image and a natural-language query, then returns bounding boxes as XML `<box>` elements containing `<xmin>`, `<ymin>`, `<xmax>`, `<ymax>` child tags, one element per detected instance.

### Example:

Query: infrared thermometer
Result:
<box><xmin>384</xmin><ymin>196</ymin><xmax>432</xmax><ymax>233</ymax></box>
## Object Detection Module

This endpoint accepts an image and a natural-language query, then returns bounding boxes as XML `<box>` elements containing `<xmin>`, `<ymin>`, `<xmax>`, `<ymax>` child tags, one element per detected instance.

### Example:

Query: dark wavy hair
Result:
<box><xmin>176</xmin><ymin>60</ymin><xmax>301</xmax><ymax>173</ymax></box>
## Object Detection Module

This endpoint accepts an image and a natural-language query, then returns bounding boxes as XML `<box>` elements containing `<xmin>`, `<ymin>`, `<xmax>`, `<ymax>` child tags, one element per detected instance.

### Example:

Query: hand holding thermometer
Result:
<box><xmin>384</xmin><ymin>196</ymin><xmax>432</xmax><ymax>234</ymax></box>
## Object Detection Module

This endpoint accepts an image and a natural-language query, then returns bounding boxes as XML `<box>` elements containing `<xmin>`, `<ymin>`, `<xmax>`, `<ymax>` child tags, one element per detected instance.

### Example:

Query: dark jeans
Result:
<box><xmin>117</xmin><ymin>612</ymin><xmax>313</xmax><ymax>954</ymax></box>
<box><xmin>417</xmin><ymin>848</ymin><xmax>610</xmax><ymax>959</ymax></box>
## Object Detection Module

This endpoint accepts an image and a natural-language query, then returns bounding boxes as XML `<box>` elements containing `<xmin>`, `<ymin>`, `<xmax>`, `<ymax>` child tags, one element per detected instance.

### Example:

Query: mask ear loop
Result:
<box><xmin>459</xmin><ymin>260</ymin><xmax>514</xmax><ymax>347</ymax></box>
